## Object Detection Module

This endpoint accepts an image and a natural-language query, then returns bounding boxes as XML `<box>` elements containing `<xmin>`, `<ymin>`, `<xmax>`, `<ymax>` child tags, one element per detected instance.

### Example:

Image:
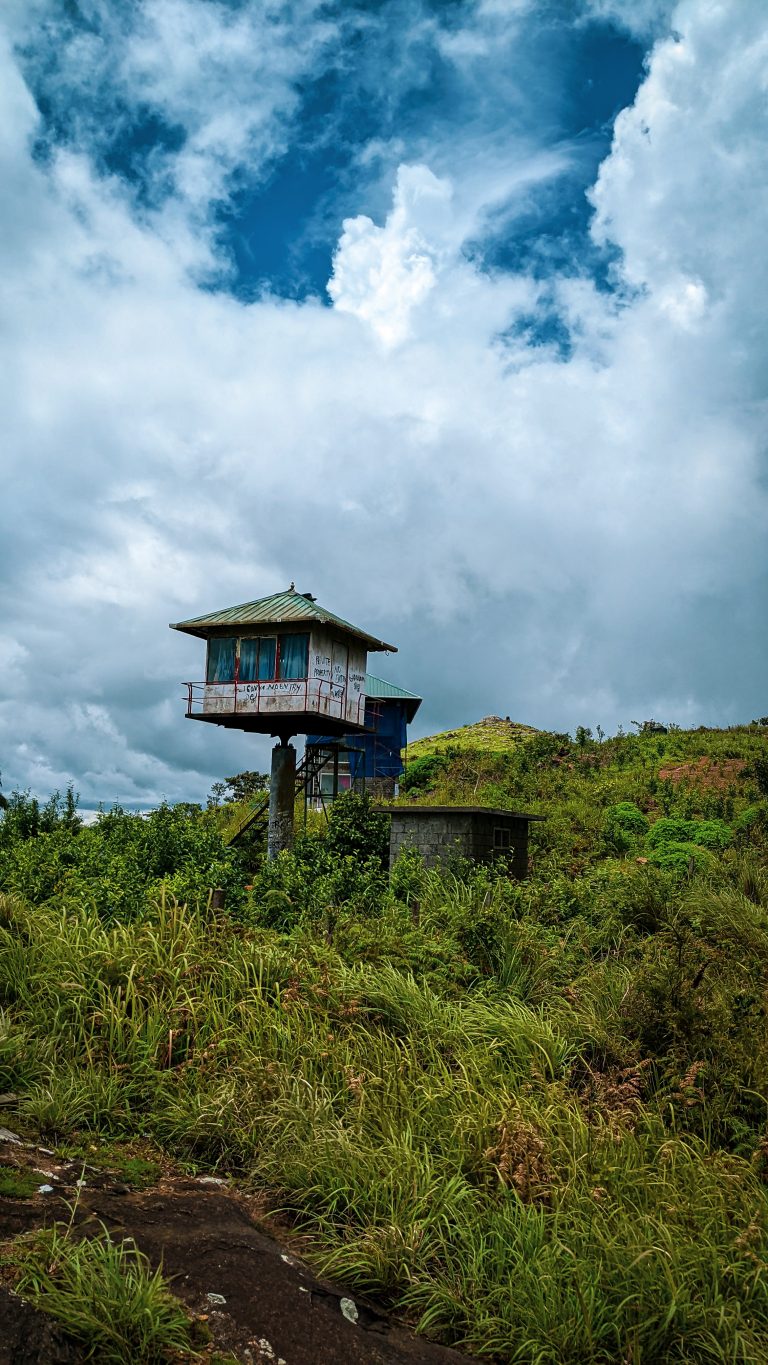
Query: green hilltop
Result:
<box><xmin>406</xmin><ymin>714</ymin><xmax>539</xmax><ymax>760</ymax></box>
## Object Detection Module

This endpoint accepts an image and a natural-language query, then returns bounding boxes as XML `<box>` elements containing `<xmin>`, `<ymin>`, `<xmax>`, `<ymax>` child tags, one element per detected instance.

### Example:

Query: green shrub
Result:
<box><xmin>646</xmin><ymin>817</ymin><xmax>732</xmax><ymax>852</ymax></box>
<box><xmin>401</xmin><ymin>754</ymin><xmax>449</xmax><ymax>792</ymax></box>
<box><xmin>734</xmin><ymin>802</ymin><xmax>768</xmax><ymax>841</ymax></box>
<box><xmin>10</xmin><ymin>1223</ymin><xmax>194</xmax><ymax>1363</ymax></box>
<box><xmin>647</xmin><ymin>841</ymin><xmax>715</xmax><ymax>875</ymax></box>
<box><xmin>602</xmin><ymin>801</ymin><xmax>649</xmax><ymax>853</ymax></box>
<box><xmin>325</xmin><ymin>791</ymin><xmax>389</xmax><ymax>865</ymax></box>
<box><xmin>0</xmin><ymin>802</ymin><xmax>247</xmax><ymax>920</ymax></box>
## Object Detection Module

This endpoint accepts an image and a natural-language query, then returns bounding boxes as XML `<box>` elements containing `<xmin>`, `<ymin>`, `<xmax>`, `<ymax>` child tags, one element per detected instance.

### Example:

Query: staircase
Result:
<box><xmin>223</xmin><ymin>746</ymin><xmax>336</xmax><ymax>846</ymax></box>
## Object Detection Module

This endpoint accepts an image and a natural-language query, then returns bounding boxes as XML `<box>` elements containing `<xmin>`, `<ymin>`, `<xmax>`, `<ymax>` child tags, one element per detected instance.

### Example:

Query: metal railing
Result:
<box><xmin>184</xmin><ymin>677</ymin><xmax>366</xmax><ymax>727</ymax></box>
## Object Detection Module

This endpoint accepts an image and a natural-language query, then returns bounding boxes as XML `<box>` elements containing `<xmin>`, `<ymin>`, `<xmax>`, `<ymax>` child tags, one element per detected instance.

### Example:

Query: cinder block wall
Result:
<box><xmin>389</xmin><ymin>811</ymin><xmax>529</xmax><ymax>878</ymax></box>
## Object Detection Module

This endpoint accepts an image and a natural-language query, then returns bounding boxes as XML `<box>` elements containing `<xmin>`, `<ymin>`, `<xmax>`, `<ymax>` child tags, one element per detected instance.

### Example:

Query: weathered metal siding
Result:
<box><xmin>347</xmin><ymin>644</ymin><xmax>367</xmax><ymax>726</ymax></box>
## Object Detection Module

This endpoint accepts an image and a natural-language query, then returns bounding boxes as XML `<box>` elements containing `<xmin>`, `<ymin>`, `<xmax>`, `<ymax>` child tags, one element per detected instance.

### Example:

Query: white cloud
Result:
<box><xmin>122</xmin><ymin>0</ymin><xmax>335</xmax><ymax>213</ymax></box>
<box><xmin>582</xmin><ymin>0</ymin><xmax>677</xmax><ymax>38</ymax></box>
<box><xmin>328</xmin><ymin>165</ymin><xmax>453</xmax><ymax>345</ymax></box>
<box><xmin>1</xmin><ymin>1</ymin><xmax>767</xmax><ymax>806</ymax></box>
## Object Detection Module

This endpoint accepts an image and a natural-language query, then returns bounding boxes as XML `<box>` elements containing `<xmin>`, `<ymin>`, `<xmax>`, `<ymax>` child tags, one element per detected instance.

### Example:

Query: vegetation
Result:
<box><xmin>0</xmin><ymin>1165</ymin><xmax>42</xmax><ymax>1199</ymax></box>
<box><xmin>4</xmin><ymin>1221</ymin><xmax>196</xmax><ymax>1363</ymax></box>
<box><xmin>0</xmin><ymin>719</ymin><xmax>767</xmax><ymax>1361</ymax></box>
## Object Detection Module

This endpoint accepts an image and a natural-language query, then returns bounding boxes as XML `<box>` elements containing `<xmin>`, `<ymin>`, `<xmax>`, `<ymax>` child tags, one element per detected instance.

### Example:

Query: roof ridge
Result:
<box><xmin>170</xmin><ymin>589</ymin><xmax>397</xmax><ymax>652</ymax></box>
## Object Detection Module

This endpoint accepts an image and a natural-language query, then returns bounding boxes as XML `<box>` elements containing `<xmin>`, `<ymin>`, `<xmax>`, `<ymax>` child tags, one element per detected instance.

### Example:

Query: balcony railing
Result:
<box><xmin>184</xmin><ymin>676</ymin><xmax>366</xmax><ymax>728</ymax></box>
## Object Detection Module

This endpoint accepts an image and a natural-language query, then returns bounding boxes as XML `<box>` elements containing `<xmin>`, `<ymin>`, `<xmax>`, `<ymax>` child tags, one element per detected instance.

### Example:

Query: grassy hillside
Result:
<box><xmin>402</xmin><ymin>718</ymin><xmax>767</xmax><ymax>871</ymax></box>
<box><xmin>0</xmin><ymin>721</ymin><xmax>767</xmax><ymax>1362</ymax></box>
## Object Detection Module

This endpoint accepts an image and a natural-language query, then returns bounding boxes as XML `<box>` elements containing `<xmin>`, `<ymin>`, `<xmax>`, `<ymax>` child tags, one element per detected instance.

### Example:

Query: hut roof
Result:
<box><xmin>365</xmin><ymin>673</ymin><xmax>422</xmax><ymax>723</ymax></box>
<box><xmin>170</xmin><ymin>588</ymin><xmax>397</xmax><ymax>652</ymax></box>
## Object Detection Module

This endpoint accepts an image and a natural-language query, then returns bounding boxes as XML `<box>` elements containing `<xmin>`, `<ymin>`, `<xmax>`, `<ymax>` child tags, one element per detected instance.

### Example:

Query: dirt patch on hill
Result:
<box><xmin>0</xmin><ymin>1136</ymin><xmax>479</xmax><ymax>1365</ymax></box>
<box><xmin>657</xmin><ymin>757</ymin><xmax>746</xmax><ymax>790</ymax></box>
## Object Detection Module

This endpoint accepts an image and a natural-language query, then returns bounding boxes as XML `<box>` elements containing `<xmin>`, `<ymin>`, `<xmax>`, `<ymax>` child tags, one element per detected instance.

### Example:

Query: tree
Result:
<box><xmin>208</xmin><ymin>771</ymin><xmax>268</xmax><ymax>807</ymax></box>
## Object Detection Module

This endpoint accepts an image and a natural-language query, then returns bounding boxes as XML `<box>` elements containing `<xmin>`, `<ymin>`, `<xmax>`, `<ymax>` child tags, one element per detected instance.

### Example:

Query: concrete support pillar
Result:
<box><xmin>267</xmin><ymin>743</ymin><xmax>296</xmax><ymax>860</ymax></box>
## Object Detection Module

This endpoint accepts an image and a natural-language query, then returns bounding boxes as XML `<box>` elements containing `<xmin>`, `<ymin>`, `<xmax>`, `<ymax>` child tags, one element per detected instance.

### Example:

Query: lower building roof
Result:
<box><xmin>376</xmin><ymin>806</ymin><xmax>544</xmax><ymax>820</ymax></box>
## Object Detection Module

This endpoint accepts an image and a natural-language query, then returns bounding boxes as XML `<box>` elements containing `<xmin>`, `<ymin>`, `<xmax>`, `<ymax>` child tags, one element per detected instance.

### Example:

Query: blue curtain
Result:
<box><xmin>239</xmin><ymin>637</ymin><xmax>276</xmax><ymax>681</ymax></box>
<box><xmin>279</xmin><ymin>633</ymin><xmax>308</xmax><ymax>679</ymax></box>
<box><xmin>207</xmin><ymin>637</ymin><xmax>235</xmax><ymax>683</ymax></box>
<box><xmin>239</xmin><ymin>639</ymin><xmax>259</xmax><ymax>682</ymax></box>
<box><xmin>258</xmin><ymin>637</ymin><xmax>276</xmax><ymax>679</ymax></box>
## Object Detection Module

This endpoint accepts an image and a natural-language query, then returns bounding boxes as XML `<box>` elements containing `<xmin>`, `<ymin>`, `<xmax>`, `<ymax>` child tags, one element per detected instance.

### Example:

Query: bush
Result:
<box><xmin>734</xmin><ymin>802</ymin><xmax>768</xmax><ymax>841</ymax></box>
<box><xmin>602</xmin><ymin>802</ymin><xmax>649</xmax><ymax>853</ymax></box>
<box><xmin>647</xmin><ymin>841</ymin><xmax>715</xmax><ymax>875</ymax></box>
<box><xmin>401</xmin><ymin>754</ymin><xmax>449</xmax><ymax>792</ymax></box>
<box><xmin>325</xmin><ymin>791</ymin><xmax>389</xmax><ymax>865</ymax></box>
<box><xmin>646</xmin><ymin>817</ymin><xmax>732</xmax><ymax>852</ymax></box>
<box><xmin>10</xmin><ymin>1223</ymin><xmax>194</xmax><ymax>1363</ymax></box>
<box><xmin>0</xmin><ymin>801</ymin><xmax>247</xmax><ymax>920</ymax></box>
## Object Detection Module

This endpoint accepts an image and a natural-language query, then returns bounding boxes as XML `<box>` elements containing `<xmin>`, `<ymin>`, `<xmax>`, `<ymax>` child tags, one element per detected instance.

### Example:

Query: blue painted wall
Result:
<box><xmin>307</xmin><ymin>698</ymin><xmax>409</xmax><ymax>780</ymax></box>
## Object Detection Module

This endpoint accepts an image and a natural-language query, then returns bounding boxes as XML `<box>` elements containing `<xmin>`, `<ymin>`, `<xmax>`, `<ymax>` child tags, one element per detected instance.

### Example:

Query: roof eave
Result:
<box><xmin>169</xmin><ymin>620</ymin><xmax>397</xmax><ymax>652</ymax></box>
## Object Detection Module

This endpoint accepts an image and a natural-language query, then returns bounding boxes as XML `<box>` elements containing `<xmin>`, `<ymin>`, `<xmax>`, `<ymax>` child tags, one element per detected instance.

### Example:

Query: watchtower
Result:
<box><xmin>170</xmin><ymin>585</ymin><xmax>396</xmax><ymax>856</ymax></box>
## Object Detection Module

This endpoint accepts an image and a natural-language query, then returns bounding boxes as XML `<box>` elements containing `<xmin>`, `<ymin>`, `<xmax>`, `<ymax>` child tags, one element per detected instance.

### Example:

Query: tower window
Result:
<box><xmin>206</xmin><ymin>637</ymin><xmax>236</xmax><ymax>683</ymax></box>
<box><xmin>239</xmin><ymin>637</ymin><xmax>276</xmax><ymax>681</ymax></box>
<box><xmin>278</xmin><ymin>633</ymin><xmax>309</xmax><ymax>679</ymax></box>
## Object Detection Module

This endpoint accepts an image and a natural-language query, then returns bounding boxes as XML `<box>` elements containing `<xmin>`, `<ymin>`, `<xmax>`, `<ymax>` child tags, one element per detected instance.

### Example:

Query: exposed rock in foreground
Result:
<box><xmin>0</xmin><ymin>1137</ymin><xmax>479</xmax><ymax>1365</ymax></box>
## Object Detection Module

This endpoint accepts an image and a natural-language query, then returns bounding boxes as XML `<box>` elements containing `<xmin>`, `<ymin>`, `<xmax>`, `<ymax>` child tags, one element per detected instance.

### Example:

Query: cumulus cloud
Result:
<box><xmin>0</xmin><ymin>1</ymin><xmax>766</xmax><ymax>807</ymax></box>
<box><xmin>328</xmin><ymin>166</ymin><xmax>454</xmax><ymax>345</ymax></box>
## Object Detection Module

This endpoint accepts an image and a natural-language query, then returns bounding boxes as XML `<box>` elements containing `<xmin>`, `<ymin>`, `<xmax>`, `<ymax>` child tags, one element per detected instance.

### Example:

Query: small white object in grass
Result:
<box><xmin>0</xmin><ymin>1129</ymin><xmax>22</xmax><ymax>1144</ymax></box>
<box><xmin>340</xmin><ymin>1297</ymin><xmax>358</xmax><ymax>1324</ymax></box>
<box><xmin>197</xmin><ymin>1175</ymin><xmax>227</xmax><ymax>1185</ymax></box>
<box><xmin>37</xmin><ymin>1184</ymin><xmax>54</xmax><ymax>1194</ymax></box>
<box><xmin>75</xmin><ymin>1179</ymin><xmax>87</xmax><ymax>1188</ymax></box>
<box><xmin>206</xmin><ymin>1292</ymin><xmax>227</xmax><ymax>1306</ymax></box>
<box><xmin>280</xmin><ymin>1252</ymin><xmax>299</xmax><ymax>1267</ymax></box>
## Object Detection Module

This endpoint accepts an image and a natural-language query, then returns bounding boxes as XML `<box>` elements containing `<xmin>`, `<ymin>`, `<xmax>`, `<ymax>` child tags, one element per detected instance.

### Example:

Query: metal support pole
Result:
<box><xmin>267</xmin><ymin>742</ymin><xmax>296</xmax><ymax>860</ymax></box>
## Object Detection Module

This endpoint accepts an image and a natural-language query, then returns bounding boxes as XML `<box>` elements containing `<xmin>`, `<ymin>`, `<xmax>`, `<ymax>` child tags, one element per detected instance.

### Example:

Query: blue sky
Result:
<box><xmin>1</xmin><ymin>0</ymin><xmax>767</xmax><ymax>806</ymax></box>
<box><xmin>22</xmin><ymin>1</ymin><xmax>648</xmax><ymax>302</ymax></box>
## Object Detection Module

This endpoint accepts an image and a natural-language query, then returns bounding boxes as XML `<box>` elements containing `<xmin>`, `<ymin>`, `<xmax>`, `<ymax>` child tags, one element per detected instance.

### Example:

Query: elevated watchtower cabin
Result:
<box><xmin>170</xmin><ymin>586</ymin><xmax>396</xmax><ymax>855</ymax></box>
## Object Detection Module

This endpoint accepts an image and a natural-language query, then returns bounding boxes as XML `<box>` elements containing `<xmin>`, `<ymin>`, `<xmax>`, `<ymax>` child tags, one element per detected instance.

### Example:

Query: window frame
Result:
<box><xmin>230</xmin><ymin>631</ymin><xmax>310</xmax><ymax>683</ymax></box>
<box><xmin>238</xmin><ymin>635</ymin><xmax>277</xmax><ymax>683</ymax></box>
<box><xmin>276</xmin><ymin>632</ymin><xmax>310</xmax><ymax>681</ymax></box>
<box><xmin>206</xmin><ymin>636</ymin><xmax>236</xmax><ymax>684</ymax></box>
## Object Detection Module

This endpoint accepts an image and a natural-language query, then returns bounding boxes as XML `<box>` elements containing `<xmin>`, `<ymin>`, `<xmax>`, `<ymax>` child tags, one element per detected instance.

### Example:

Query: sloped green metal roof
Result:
<box><xmin>365</xmin><ymin>674</ymin><xmax>421</xmax><ymax>702</ymax></box>
<box><xmin>365</xmin><ymin>673</ymin><xmax>421</xmax><ymax>723</ymax></box>
<box><xmin>170</xmin><ymin>589</ymin><xmax>397</xmax><ymax>652</ymax></box>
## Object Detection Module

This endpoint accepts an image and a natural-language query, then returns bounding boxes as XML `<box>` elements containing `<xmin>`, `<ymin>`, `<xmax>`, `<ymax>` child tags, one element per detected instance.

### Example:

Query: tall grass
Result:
<box><xmin>1</xmin><ymin>887</ymin><xmax>767</xmax><ymax>1361</ymax></box>
<box><xmin>8</xmin><ymin>1220</ymin><xmax>196</xmax><ymax>1363</ymax></box>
